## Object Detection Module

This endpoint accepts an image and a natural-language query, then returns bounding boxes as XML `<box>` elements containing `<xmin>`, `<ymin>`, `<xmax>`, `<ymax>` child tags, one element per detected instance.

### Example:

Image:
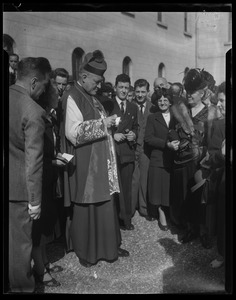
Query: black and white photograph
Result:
<box><xmin>3</xmin><ymin>2</ymin><xmax>232</xmax><ymax>295</ymax></box>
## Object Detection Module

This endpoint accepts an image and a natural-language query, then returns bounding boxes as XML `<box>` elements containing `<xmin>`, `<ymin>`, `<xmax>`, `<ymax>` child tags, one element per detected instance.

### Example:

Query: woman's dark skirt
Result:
<box><xmin>148</xmin><ymin>166</ymin><xmax>170</xmax><ymax>207</ymax></box>
<box><xmin>169</xmin><ymin>161</ymin><xmax>197</xmax><ymax>225</ymax></box>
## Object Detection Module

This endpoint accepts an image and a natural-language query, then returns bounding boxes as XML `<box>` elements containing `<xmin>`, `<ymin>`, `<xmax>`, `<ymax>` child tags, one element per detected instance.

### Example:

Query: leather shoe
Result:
<box><xmin>180</xmin><ymin>230</ymin><xmax>198</xmax><ymax>244</ymax></box>
<box><xmin>200</xmin><ymin>234</ymin><xmax>212</xmax><ymax>249</ymax></box>
<box><xmin>118</xmin><ymin>247</ymin><xmax>130</xmax><ymax>257</ymax></box>
<box><xmin>44</xmin><ymin>263</ymin><xmax>63</xmax><ymax>274</ymax></box>
<box><xmin>79</xmin><ymin>258</ymin><xmax>93</xmax><ymax>268</ymax></box>
<box><xmin>126</xmin><ymin>224</ymin><xmax>134</xmax><ymax>230</ymax></box>
<box><xmin>145</xmin><ymin>216</ymin><xmax>156</xmax><ymax>222</ymax></box>
<box><xmin>158</xmin><ymin>220</ymin><xmax>169</xmax><ymax>231</ymax></box>
<box><xmin>171</xmin><ymin>222</ymin><xmax>186</xmax><ymax>231</ymax></box>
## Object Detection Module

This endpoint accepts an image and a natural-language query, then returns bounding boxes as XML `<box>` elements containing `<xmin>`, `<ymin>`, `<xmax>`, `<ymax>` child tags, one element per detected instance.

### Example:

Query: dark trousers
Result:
<box><xmin>132</xmin><ymin>152</ymin><xmax>149</xmax><ymax>216</ymax></box>
<box><xmin>65</xmin><ymin>205</ymin><xmax>74</xmax><ymax>253</ymax></box>
<box><xmin>9</xmin><ymin>201</ymin><xmax>35</xmax><ymax>293</ymax></box>
<box><xmin>117</xmin><ymin>160</ymin><xmax>134</xmax><ymax>226</ymax></box>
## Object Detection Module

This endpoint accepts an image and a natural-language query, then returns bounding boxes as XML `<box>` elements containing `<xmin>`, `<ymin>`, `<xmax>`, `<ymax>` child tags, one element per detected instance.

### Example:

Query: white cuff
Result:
<box><xmin>28</xmin><ymin>203</ymin><xmax>41</xmax><ymax>211</ymax></box>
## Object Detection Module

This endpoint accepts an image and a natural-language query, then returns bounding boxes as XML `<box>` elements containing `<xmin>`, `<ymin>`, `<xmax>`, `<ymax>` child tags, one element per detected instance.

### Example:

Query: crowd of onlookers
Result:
<box><xmin>7</xmin><ymin>49</ymin><xmax>227</xmax><ymax>293</ymax></box>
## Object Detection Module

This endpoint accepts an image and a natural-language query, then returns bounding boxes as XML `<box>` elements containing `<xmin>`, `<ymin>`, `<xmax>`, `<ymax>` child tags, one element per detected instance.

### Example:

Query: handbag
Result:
<box><xmin>169</xmin><ymin>126</ymin><xmax>201</xmax><ymax>165</ymax></box>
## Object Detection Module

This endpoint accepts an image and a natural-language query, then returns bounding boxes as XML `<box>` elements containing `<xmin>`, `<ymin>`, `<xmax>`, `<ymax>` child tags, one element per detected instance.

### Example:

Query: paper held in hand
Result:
<box><xmin>61</xmin><ymin>153</ymin><xmax>74</xmax><ymax>162</ymax></box>
<box><xmin>115</xmin><ymin>117</ymin><xmax>121</xmax><ymax>126</ymax></box>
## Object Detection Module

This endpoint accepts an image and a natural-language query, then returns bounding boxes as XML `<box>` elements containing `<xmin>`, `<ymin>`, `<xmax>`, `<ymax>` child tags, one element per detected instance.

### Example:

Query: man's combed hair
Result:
<box><xmin>17</xmin><ymin>57</ymin><xmax>52</xmax><ymax>80</ymax></box>
<box><xmin>9</xmin><ymin>53</ymin><xmax>19</xmax><ymax>60</ymax></box>
<box><xmin>217</xmin><ymin>81</ymin><xmax>225</xmax><ymax>95</ymax></box>
<box><xmin>52</xmin><ymin>68</ymin><xmax>69</xmax><ymax>80</ymax></box>
<box><xmin>134</xmin><ymin>79</ymin><xmax>150</xmax><ymax>91</ymax></box>
<box><xmin>128</xmin><ymin>85</ymin><xmax>134</xmax><ymax>92</ymax></box>
<box><xmin>115</xmin><ymin>73</ymin><xmax>131</xmax><ymax>86</ymax></box>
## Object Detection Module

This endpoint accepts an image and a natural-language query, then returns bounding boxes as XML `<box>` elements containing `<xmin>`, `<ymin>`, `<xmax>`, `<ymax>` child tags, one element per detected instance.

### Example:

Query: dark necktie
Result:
<box><xmin>140</xmin><ymin>103</ymin><xmax>144</xmax><ymax>114</ymax></box>
<box><xmin>120</xmin><ymin>101</ymin><xmax>125</xmax><ymax>114</ymax></box>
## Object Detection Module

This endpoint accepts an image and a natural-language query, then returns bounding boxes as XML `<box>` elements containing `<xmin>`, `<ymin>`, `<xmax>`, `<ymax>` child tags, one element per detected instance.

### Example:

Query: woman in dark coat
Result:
<box><xmin>170</xmin><ymin>68</ymin><xmax>220</xmax><ymax>248</ymax></box>
<box><xmin>144</xmin><ymin>87</ymin><xmax>179</xmax><ymax>231</ymax></box>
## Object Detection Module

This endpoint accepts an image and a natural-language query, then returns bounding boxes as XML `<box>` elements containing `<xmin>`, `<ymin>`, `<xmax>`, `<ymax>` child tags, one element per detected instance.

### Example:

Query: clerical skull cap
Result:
<box><xmin>82</xmin><ymin>50</ymin><xmax>107</xmax><ymax>76</ymax></box>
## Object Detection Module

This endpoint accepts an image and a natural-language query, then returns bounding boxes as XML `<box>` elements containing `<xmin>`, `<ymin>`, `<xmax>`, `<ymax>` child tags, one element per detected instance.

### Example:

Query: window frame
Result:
<box><xmin>121</xmin><ymin>12</ymin><xmax>135</xmax><ymax>18</ymax></box>
<box><xmin>156</xmin><ymin>12</ymin><xmax>168</xmax><ymax>29</ymax></box>
<box><xmin>224</xmin><ymin>12</ymin><xmax>232</xmax><ymax>46</ymax></box>
<box><xmin>183</xmin><ymin>12</ymin><xmax>192</xmax><ymax>38</ymax></box>
<box><xmin>122</xmin><ymin>56</ymin><xmax>132</xmax><ymax>76</ymax></box>
<box><xmin>72</xmin><ymin>47</ymin><xmax>85</xmax><ymax>81</ymax></box>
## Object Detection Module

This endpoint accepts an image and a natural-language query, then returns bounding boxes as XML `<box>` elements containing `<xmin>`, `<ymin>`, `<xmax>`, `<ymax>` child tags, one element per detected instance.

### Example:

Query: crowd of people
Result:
<box><xmin>7</xmin><ymin>48</ymin><xmax>227</xmax><ymax>293</ymax></box>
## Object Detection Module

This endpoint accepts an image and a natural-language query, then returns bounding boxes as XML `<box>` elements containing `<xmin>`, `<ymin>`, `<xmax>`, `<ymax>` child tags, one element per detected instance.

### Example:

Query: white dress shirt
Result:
<box><xmin>116</xmin><ymin>97</ymin><xmax>126</xmax><ymax>113</ymax></box>
<box><xmin>162</xmin><ymin>111</ymin><xmax>170</xmax><ymax>127</ymax></box>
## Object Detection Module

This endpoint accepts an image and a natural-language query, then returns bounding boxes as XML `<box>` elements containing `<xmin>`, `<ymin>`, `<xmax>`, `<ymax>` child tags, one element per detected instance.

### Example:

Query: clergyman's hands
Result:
<box><xmin>103</xmin><ymin>114</ymin><xmax>117</xmax><ymax>128</ymax></box>
<box><xmin>28</xmin><ymin>204</ymin><xmax>41</xmax><ymax>220</ymax></box>
<box><xmin>221</xmin><ymin>139</ymin><xmax>225</xmax><ymax>156</ymax></box>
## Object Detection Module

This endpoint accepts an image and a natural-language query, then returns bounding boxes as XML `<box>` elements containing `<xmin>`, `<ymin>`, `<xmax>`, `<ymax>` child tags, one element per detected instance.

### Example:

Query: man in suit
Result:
<box><xmin>104</xmin><ymin>74</ymin><xmax>139</xmax><ymax>230</ymax></box>
<box><xmin>131</xmin><ymin>79</ymin><xmax>157</xmax><ymax>221</ymax></box>
<box><xmin>52</xmin><ymin>68</ymin><xmax>69</xmax><ymax>100</ymax></box>
<box><xmin>50</xmin><ymin>68</ymin><xmax>71</xmax><ymax>252</ymax></box>
<box><xmin>9</xmin><ymin>57</ymin><xmax>52</xmax><ymax>293</ymax></box>
<box><xmin>8</xmin><ymin>53</ymin><xmax>19</xmax><ymax>86</ymax></box>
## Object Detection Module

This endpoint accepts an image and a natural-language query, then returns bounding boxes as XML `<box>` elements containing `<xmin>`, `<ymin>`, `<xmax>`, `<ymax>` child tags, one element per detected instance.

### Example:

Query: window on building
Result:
<box><xmin>183</xmin><ymin>12</ymin><xmax>192</xmax><ymax>37</ymax></box>
<box><xmin>122</xmin><ymin>56</ymin><xmax>132</xmax><ymax>76</ymax></box>
<box><xmin>72</xmin><ymin>47</ymin><xmax>85</xmax><ymax>81</ymax></box>
<box><xmin>121</xmin><ymin>12</ymin><xmax>135</xmax><ymax>18</ymax></box>
<box><xmin>157</xmin><ymin>12</ymin><xmax>162</xmax><ymax>23</ymax></box>
<box><xmin>158</xmin><ymin>63</ymin><xmax>165</xmax><ymax>78</ymax></box>
<box><xmin>157</xmin><ymin>12</ymin><xmax>168</xmax><ymax>29</ymax></box>
<box><xmin>184</xmin><ymin>12</ymin><xmax>188</xmax><ymax>32</ymax></box>
<box><xmin>3</xmin><ymin>34</ymin><xmax>15</xmax><ymax>54</ymax></box>
<box><xmin>228</xmin><ymin>12</ymin><xmax>232</xmax><ymax>43</ymax></box>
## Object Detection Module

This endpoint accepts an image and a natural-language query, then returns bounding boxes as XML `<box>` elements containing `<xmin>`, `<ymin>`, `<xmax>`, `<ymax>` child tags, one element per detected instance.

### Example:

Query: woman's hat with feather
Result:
<box><xmin>183</xmin><ymin>68</ymin><xmax>210</xmax><ymax>94</ymax></box>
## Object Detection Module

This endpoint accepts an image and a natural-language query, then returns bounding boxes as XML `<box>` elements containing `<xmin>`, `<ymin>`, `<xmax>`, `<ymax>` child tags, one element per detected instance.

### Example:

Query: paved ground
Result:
<box><xmin>38</xmin><ymin>212</ymin><xmax>227</xmax><ymax>294</ymax></box>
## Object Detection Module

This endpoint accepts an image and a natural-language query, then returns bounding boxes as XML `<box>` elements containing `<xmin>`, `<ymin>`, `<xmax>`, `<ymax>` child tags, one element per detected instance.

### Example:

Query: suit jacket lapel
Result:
<box><xmin>135</xmin><ymin>100</ymin><xmax>150</xmax><ymax>123</ymax></box>
<box><xmin>117</xmin><ymin>100</ymin><xmax>131</xmax><ymax>132</ymax></box>
<box><xmin>144</xmin><ymin>101</ymin><xmax>152</xmax><ymax>118</ymax></box>
<box><xmin>112</xmin><ymin>98</ymin><xmax>122</xmax><ymax>116</ymax></box>
<box><xmin>155</xmin><ymin>111</ymin><xmax>168</xmax><ymax>128</ymax></box>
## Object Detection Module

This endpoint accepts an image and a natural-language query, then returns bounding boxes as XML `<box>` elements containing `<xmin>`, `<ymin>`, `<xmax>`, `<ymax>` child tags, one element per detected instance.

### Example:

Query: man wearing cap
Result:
<box><xmin>60</xmin><ymin>50</ymin><xmax>129</xmax><ymax>267</ymax></box>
